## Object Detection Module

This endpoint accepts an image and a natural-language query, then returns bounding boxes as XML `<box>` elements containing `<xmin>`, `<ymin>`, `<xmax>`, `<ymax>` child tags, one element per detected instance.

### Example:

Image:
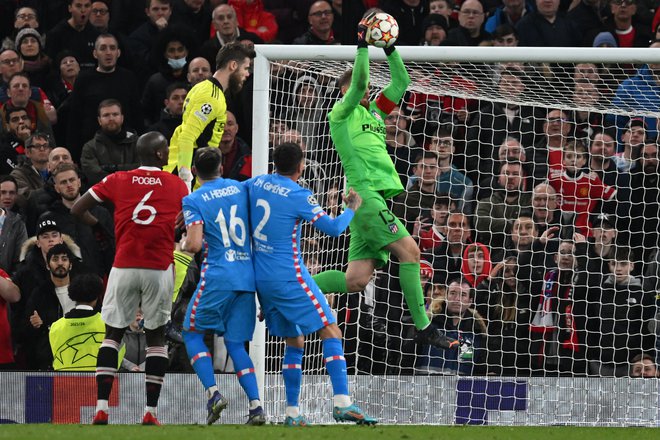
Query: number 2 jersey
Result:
<box><xmin>182</xmin><ymin>178</ymin><xmax>255</xmax><ymax>292</ymax></box>
<box><xmin>245</xmin><ymin>173</ymin><xmax>354</xmax><ymax>282</ymax></box>
<box><xmin>89</xmin><ymin>167</ymin><xmax>189</xmax><ymax>270</ymax></box>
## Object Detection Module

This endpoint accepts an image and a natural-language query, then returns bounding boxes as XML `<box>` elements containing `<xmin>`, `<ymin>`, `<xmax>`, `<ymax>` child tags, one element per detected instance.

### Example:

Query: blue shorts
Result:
<box><xmin>183</xmin><ymin>287</ymin><xmax>256</xmax><ymax>342</ymax></box>
<box><xmin>256</xmin><ymin>278</ymin><xmax>336</xmax><ymax>338</ymax></box>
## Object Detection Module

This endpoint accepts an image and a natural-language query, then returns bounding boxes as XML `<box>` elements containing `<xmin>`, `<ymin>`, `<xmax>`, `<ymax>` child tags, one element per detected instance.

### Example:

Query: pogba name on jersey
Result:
<box><xmin>132</xmin><ymin>176</ymin><xmax>163</xmax><ymax>186</ymax></box>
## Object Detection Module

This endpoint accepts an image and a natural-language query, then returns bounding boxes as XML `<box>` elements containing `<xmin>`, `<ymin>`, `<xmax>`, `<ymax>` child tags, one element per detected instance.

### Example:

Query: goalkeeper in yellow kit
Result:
<box><xmin>313</xmin><ymin>11</ymin><xmax>458</xmax><ymax>350</ymax></box>
<box><xmin>165</xmin><ymin>42</ymin><xmax>255</xmax><ymax>190</ymax></box>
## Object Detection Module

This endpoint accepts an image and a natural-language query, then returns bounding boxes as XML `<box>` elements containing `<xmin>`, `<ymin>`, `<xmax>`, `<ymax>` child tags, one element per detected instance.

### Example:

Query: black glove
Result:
<box><xmin>384</xmin><ymin>44</ymin><xmax>396</xmax><ymax>56</ymax></box>
<box><xmin>357</xmin><ymin>20</ymin><xmax>369</xmax><ymax>48</ymax></box>
<box><xmin>357</xmin><ymin>11</ymin><xmax>378</xmax><ymax>48</ymax></box>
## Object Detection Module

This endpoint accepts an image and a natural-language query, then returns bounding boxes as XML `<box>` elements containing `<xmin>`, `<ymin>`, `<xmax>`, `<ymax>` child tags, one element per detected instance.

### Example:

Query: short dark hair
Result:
<box><xmin>415</xmin><ymin>150</ymin><xmax>438</xmax><ymax>164</ymax></box>
<box><xmin>52</xmin><ymin>162</ymin><xmax>80</xmax><ymax>179</ymax></box>
<box><xmin>215</xmin><ymin>41</ymin><xmax>256</xmax><ymax>71</ymax></box>
<box><xmin>146</xmin><ymin>0</ymin><xmax>171</xmax><ymax>8</ymax></box>
<box><xmin>273</xmin><ymin>142</ymin><xmax>303</xmax><ymax>175</ymax></box>
<box><xmin>47</xmin><ymin>243</ymin><xmax>73</xmax><ymax>263</ymax></box>
<box><xmin>98</xmin><ymin>98</ymin><xmax>122</xmax><ymax>115</ymax></box>
<box><xmin>4</xmin><ymin>105</ymin><xmax>28</xmax><ymax>124</ymax></box>
<box><xmin>15</xmin><ymin>6</ymin><xmax>38</xmax><ymax>19</ymax></box>
<box><xmin>193</xmin><ymin>147</ymin><xmax>222</xmax><ymax>180</ymax></box>
<box><xmin>338</xmin><ymin>69</ymin><xmax>353</xmax><ymax>91</ymax></box>
<box><xmin>94</xmin><ymin>33</ymin><xmax>118</xmax><ymax>49</ymax></box>
<box><xmin>493</xmin><ymin>23</ymin><xmax>518</xmax><ymax>40</ymax></box>
<box><xmin>0</xmin><ymin>174</ymin><xmax>18</xmax><ymax>190</ymax></box>
<box><xmin>165</xmin><ymin>82</ymin><xmax>188</xmax><ymax>99</ymax></box>
<box><xmin>68</xmin><ymin>273</ymin><xmax>104</xmax><ymax>303</ymax></box>
<box><xmin>8</xmin><ymin>72</ymin><xmax>30</xmax><ymax>87</ymax></box>
<box><xmin>425</xmin><ymin>122</ymin><xmax>453</xmax><ymax>140</ymax></box>
<box><xmin>612</xmin><ymin>245</ymin><xmax>635</xmax><ymax>263</ymax></box>
<box><xmin>26</xmin><ymin>132</ymin><xmax>51</xmax><ymax>148</ymax></box>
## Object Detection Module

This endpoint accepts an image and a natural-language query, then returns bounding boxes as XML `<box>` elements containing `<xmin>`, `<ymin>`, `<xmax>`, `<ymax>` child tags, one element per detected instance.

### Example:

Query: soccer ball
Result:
<box><xmin>366</xmin><ymin>13</ymin><xmax>399</xmax><ymax>48</ymax></box>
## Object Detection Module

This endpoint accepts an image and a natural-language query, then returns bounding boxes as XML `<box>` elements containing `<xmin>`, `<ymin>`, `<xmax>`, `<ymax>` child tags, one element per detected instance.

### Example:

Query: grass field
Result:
<box><xmin>0</xmin><ymin>425</ymin><xmax>656</xmax><ymax>440</ymax></box>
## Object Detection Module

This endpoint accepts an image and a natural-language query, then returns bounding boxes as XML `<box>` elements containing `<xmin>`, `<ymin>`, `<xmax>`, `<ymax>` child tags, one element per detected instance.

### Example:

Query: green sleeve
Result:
<box><xmin>173</xmin><ymin>250</ymin><xmax>193</xmax><ymax>302</ymax></box>
<box><xmin>381</xmin><ymin>49</ymin><xmax>411</xmax><ymax>110</ymax></box>
<box><xmin>331</xmin><ymin>48</ymin><xmax>369</xmax><ymax>121</ymax></box>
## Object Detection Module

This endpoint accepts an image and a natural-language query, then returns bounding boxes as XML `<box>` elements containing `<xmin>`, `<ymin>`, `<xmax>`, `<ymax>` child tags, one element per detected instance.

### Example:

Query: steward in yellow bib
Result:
<box><xmin>50</xmin><ymin>274</ymin><xmax>123</xmax><ymax>371</ymax></box>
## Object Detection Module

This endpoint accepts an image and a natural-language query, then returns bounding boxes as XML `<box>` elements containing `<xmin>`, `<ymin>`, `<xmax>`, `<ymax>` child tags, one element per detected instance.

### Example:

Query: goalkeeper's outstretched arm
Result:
<box><xmin>377</xmin><ymin>46</ymin><xmax>411</xmax><ymax>115</ymax></box>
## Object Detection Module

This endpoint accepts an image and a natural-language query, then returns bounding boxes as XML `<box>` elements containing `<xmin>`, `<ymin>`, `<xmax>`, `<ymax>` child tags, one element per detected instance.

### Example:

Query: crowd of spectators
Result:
<box><xmin>0</xmin><ymin>0</ymin><xmax>658</xmax><ymax>378</ymax></box>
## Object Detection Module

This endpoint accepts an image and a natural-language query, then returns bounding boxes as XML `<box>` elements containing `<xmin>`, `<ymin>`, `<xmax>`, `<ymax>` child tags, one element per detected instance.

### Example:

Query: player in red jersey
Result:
<box><xmin>72</xmin><ymin>132</ymin><xmax>189</xmax><ymax>426</ymax></box>
<box><xmin>548</xmin><ymin>140</ymin><xmax>616</xmax><ymax>236</ymax></box>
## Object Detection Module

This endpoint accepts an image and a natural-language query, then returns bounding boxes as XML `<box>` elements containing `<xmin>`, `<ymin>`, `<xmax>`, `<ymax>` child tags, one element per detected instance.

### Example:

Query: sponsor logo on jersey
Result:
<box><xmin>194</xmin><ymin>112</ymin><xmax>208</xmax><ymax>122</ymax></box>
<box><xmin>388</xmin><ymin>223</ymin><xmax>398</xmax><ymax>234</ymax></box>
<box><xmin>132</xmin><ymin>176</ymin><xmax>162</xmax><ymax>186</ymax></box>
<box><xmin>225</xmin><ymin>249</ymin><xmax>251</xmax><ymax>261</ymax></box>
<box><xmin>360</xmin><ymin>123</ymin><xmax>386</xmax><ymax>135</ymax></box>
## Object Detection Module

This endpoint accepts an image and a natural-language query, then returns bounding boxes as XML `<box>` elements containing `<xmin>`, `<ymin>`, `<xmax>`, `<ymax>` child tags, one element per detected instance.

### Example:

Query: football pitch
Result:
<box><xmin>0</xmin><ymin>425</ymin><xmax>655</xmax><ymax>440</ymax></box>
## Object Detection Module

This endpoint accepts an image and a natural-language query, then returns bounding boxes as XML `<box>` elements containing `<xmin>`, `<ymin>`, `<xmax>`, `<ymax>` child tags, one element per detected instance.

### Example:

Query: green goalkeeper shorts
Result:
<box><xmin>348</xmin><ymin>190</ymin><xmax>409</xmax><ymax>268</ymax></box>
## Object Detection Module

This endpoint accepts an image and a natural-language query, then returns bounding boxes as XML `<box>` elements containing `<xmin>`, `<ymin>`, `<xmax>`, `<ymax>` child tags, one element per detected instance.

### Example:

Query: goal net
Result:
<box><xmin>251</xmin><ymin>46</ymin><xmax>660</xmax><ymax>426</ymax></box>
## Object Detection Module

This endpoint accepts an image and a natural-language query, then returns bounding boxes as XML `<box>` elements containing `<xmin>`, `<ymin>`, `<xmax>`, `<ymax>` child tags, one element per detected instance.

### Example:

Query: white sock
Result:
<box><xmin>285</xmin><ymin>406</ymin><xmax>300</xmax><ymax>418</ymax></box>
<box><xmin>96</xmin><ymin>400</ymin><xmax>108</xmax><ymax>412</ymax></box>
<box><xmin>333</xmin><ymin>394</ymin><xmax>352</xmax><ymax>408</ymax></box>
<box><xmin>206</xmin><ymin>385</ymin><xmax>219</xmax><ymax>399</ymax></box>
<box><xmin>145</xmin><ymin>406</ymin><xmax>157</xmax><ymax>416</ymax></box>
<box><xmin>249</xmin><ymin>399</ymin><xmax>261</xmax><ymax>410</ymax></box>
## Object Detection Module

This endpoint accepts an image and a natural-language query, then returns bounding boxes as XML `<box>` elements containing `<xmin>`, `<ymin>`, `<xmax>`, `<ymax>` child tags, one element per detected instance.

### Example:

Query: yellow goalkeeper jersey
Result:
<box><xmin>165</xmin><ymin>77</ymin><xmax>227</xmax><ymax>173</ymax></box>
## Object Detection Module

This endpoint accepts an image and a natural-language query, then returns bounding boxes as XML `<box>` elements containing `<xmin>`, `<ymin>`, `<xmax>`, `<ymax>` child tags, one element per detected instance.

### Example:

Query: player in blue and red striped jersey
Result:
<box><xmin>180</xmin><ymin>147</ymin><xmax>264</xmax><ymax>426</ymax></box>
<box><xmin>245</xmin><ymin>142</ymin><xmax>376</xmax><ymax>426</ymax></box>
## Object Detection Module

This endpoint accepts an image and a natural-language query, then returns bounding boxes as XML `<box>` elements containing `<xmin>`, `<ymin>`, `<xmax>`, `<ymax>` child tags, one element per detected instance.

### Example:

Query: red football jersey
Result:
<box><xmin>548</xmin><ymin>169</ymin><xmax>616</xmax><ymax>235</ymax></box>
<box><xmin>547</xmin><ymin>146</ymin><xmax>563</xmax><ymax>175</ymax></box>
<box><xmin>89</xmin><ymin>167</ymin><xmax>189</xmax><ymax>270</ymax></box>
<box><xmin>0</xmin><ymin>269</ymin><xmax>13</xmax><ymax>364</ymax></box>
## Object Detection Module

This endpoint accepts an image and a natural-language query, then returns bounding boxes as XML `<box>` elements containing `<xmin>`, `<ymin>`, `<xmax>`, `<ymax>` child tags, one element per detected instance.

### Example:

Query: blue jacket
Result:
<box><xmin>612</xmin><ymin>65</ymin><xmax>660</xmax><ymax>138</ymax></box>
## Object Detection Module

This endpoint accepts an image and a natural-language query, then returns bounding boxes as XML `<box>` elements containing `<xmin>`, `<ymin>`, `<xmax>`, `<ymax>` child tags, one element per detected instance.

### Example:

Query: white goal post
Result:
<box><xmin>249</xmin><ymin>45</ymin><xmax>660</xmax><ymax>426</ymax></box>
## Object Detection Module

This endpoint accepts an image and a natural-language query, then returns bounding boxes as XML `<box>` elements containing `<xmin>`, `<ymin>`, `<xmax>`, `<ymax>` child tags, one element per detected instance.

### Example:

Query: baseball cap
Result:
<box><xmin>37</xmin><ymin>215</ymin><xmax>60</xmax><ymax>236</ymax></box>
<box><xmin>626</xmin><ymin>117</ymin><xmax>647</xmax><ymax>130</ymax></box>
<box><xmin>422</xmin><ymin>14</ymin><xmax>449</xmax><ymax>34</ymax></box>
<box><xmin>593</xmin><ymin>32</ymin><xmax>617</xmax><ymax>48</ymax></box>
<box><xmin>591</xmin><ymin>213</ymin><xmax>614</xmax><ymax>229</ymax></box>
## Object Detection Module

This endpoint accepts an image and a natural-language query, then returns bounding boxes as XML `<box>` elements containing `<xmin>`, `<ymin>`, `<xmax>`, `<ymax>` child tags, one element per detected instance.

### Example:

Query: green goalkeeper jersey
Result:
<box><xmin>328</xmin><ymin>47</ymin><xmax>410</xmax><ymax>200</ymax></box>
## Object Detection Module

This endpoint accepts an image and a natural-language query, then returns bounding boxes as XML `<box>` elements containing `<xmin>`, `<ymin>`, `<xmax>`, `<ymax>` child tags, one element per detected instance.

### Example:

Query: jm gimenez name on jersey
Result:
<box><xmin>200</xmin><ymin>185</ymin><xmax>241</xmax><ymax>201</ymax></box>
<box><xmin>253</xmin><ymin>178</ymin><xmax>291</xmax><ymax>197</ymax></box>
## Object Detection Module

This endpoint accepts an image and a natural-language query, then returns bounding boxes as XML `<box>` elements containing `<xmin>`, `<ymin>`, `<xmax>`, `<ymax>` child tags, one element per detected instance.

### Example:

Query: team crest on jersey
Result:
<box><xmin>201</xmin><ymin>103</ymin><xmax>213</xmax><ymax>115</ymax></box>
<box><xmin>388</xmin><ymin>223</ymin><xmax>398</xmax><ymax>234</ymax></box>
<box><xmin>371</xmin><ymin>110</ymin><xmax>383</xmax><ymax>122</ymax></box>
<box><xmin>579</xmin><ymin>187</ymin><xmax>589</xmax><ymax>197</ymax></box>
<box><xmin>307</xmin><ymin>195</ymin><xmax>318</xmax><ymax>206</ymax></box>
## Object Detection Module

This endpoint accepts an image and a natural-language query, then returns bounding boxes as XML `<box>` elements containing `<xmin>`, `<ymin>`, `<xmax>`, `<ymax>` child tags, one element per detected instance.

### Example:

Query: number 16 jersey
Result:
<box><xmin>89</xmin><ymin>166</ymin><xmax>189</xmax><ymax>270</ymax></box>
<box><xmin>182</xmin><ymin>178</ymin><xmax>255</xmax><ymax>292</ymax></box>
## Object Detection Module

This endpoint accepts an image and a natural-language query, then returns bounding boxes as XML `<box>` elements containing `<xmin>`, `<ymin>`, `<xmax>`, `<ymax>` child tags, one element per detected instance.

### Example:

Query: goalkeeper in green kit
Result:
<box><xmin>313</xmin><ymin>11</ymin><xmax>459</xmax><ymax>350</ymax></box>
